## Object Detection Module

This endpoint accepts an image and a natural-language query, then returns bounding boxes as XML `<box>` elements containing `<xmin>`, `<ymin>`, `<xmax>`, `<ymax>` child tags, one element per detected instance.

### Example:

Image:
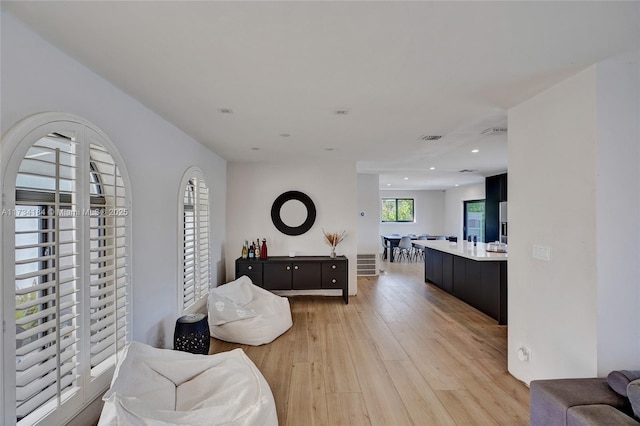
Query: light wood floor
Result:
<box><xmin>210</xmin><ymin>259</ymin><xmax>530</xmax><ymax>425</ymax></box>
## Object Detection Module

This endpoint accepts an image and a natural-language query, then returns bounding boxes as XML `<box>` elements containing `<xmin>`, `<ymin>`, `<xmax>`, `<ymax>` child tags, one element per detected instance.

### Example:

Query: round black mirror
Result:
<box><xmin>271</xmin><ymin>191</ymin><xmax>316</xmax><ymax>236</ymax></box>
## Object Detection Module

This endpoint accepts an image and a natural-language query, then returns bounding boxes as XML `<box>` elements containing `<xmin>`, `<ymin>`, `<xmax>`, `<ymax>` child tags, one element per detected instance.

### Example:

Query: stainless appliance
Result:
<box><xmin>499</xmin><ymin>202</ymin><xmax>508</xmax><ymax>244</ymax></box>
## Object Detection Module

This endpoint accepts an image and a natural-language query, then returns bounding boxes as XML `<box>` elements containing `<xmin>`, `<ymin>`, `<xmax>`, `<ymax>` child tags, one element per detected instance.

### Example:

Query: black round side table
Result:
<box><xmin>173</xmin><ymin>313</ymin><xmax>210</xmax><ymax>355</ymax></box>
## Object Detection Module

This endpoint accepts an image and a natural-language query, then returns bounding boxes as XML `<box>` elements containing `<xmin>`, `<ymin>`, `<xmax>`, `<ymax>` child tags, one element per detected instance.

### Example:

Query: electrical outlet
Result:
<box><xmin>517</xmin><ymin>346</ymin><xmax>531</xmax><ymax>362</ymax></box>
<box><xmin>533</xmin><ymin>245</ymin><xmax>551</xmax><ymax>261</ymax></box>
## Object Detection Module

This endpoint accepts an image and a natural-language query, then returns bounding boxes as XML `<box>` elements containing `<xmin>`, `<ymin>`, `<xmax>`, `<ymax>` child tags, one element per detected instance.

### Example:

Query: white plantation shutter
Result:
<box><xmin>3</xmin><ymin>114</ymin><xmax>131</xmax><ymax>426</ymax></box>
<box><xmin>87</xmin><ymin>143</ymin><xmax>129</xmax><ymax>371</ymax></box>
<box><xmin>14</xmin><ymin>135</ymin><xmax>81</xmax><ymax>422</ymax></box>
<box><xmin>181</xmin><ymin>170</ymin><xmax>210</xmax><ymax>311</ymax></box>
<box><xmin>182</xmin><ymin>182</ymin><xmax>196</xmax><ymax>308</ymax></box>
<box><xmin>197</xmin><ymin>179</ymin><xmax>210</xmax><ymax>302</ymax></box>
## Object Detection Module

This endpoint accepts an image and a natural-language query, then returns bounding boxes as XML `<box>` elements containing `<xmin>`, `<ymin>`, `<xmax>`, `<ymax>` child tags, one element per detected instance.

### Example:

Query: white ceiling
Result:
<box><xmin>4</xmin><ymin>1</ymin><xmax>639</xmax><ymax>190</ymax></box>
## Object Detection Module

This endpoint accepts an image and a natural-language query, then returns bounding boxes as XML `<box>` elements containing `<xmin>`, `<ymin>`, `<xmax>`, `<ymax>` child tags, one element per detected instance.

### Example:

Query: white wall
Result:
<box><xmin>508</xmin><ymin>54</ymin><xmax>640</xmax><ymax>384</ymax></box>
<box><xmin>595</xmin><ymin>52</ymin><xmax>640</xmax><ymax>374</ymax></box>
<box><xmin>379</xmin><ymin>189</ymin><xmax>445</xmax><ymax>237</ymax></box>
<box><xmin>357</xmin><ymin>173</ymin><xmax>381</xmax><ymax>259</ymax></box>
<box><xmin>443</xmin><ymin>183</ymin><xmax>485</xmax><ymax>240</ymax></box>
<box><xmin>1</xmin><ymin>12</ymin><xmax>227</xmax><ymax>349</ymax></box>
<box><xmin>226</xmin><ymin>161</ymin><xmax>358</xmax><ymax>295</ymax></box>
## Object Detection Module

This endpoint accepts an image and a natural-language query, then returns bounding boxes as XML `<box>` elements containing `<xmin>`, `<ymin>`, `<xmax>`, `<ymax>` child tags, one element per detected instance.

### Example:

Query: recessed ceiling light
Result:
<box><xmin>387</xmin><ymin>183</ymin><xmax>391</xmax><ymax>186</ymax></box>
<box><xmin>471</xmin><ymin>149</ymin><xmax>479</xmax><ymax>153</ymax></box>
<box><xmin>251</xmin><ymin>147</ymin><xmax>260</xmax><ymax>151</ymax></box>
<box><xmin>419</xmin><ymin>135</ymin><xmax>442</xmax><ymax>141</ymax></box>
<box><xmin>403</xmin><ymin>177</ymin><xmax>409</xmax><ymax>180</ymax></box>
<box><xmin>455</xmin><ymin>184</ymin><xmax>460</xmax><ymax>187</ymax></box>
<box><xmin>429</xmin><ymin>167</ymin><xmax>435</xmax><ymax>170</ymax></box>
<box><xmin>219</xmin><ymin>108</ymin><xmax>234</xmax><ymax>114</ymax></box>
<box><xmin>279</xmin><ymin>133</ymin><xmax>291</xmax><ymax>137</ymax></box>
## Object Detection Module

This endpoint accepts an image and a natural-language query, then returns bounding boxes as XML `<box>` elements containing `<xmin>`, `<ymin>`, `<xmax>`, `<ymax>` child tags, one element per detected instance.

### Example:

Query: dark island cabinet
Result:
<box><xmin>425</xmin><ymin>248</ymin><xmax>507</xmax><ymax>325</ymax></box>
<box><xmin>425</xmin><ymin>250</ymin><xmax>453</xmax><ymax>294</ymax></box>
<box><xmin>441</xmin><ymin>253</ymin><xmax>454</xmax><ymax>294</ymax></box>
<box><xmin>236</xmin><ymin>256</ymin><xmax>348</xmax><ymax>304</ymax></box>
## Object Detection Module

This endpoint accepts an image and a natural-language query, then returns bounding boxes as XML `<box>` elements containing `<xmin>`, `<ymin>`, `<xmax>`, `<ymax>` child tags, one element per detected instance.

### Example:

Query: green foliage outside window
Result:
<box><xmin>381</xmin><ymin>198</ymin><xmax>414</xmax><ymax>222</ymax></box>
<box><xmin>16</xmin><ymin>287</ymin><xmax>39</xmax><ymax>330</ymax></box>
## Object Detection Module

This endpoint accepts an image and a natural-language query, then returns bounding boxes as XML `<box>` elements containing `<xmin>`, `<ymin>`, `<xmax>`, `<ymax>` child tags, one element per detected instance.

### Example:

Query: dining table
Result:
<box><xmin>382</xmin><ymin>235</ymin><xmax>444</xmax><ymax>262</ymax></box>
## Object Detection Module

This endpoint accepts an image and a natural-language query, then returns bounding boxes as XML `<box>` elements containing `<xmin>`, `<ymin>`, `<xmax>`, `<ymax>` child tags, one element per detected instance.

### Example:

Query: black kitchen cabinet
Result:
<box><xmin>236</xmin><ymin>256</ymin><xmax>348</xmax><ymax>304</ymax></box>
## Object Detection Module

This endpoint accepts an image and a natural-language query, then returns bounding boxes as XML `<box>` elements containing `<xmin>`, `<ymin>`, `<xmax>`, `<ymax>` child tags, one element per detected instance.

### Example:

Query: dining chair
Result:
<box><xmin>380</xmin><ymin>236</ymin><xmax>389</xmax><ymax>260</ymax></box>
<box><xmin>396</xmin><ymin>236</ymin><xmax>414</xmax><ymax>261</ymax></box>
<box><xmin>414</xmin><ymin>236</ymin><xmax>427</xmax><ymax>260</ymax></box>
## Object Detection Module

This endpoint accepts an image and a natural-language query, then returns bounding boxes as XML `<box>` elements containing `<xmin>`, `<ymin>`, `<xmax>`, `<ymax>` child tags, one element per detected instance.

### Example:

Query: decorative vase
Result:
<box><xmin>330</xmin><ymin>246</ymin><xmax>336</xmax><ymax>258</ymax></box>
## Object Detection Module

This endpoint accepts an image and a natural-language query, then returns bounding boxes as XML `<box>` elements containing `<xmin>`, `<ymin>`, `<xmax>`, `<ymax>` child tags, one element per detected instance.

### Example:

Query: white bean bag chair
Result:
<box><xmin>98</xmin><ymin>342</ymin><xmax>277</xmax><ymax>426</ymax></box>
<box><xmin>208</xmin><ymin>275</ymin><xmax>292</xmax><ymax>346</ymax></box>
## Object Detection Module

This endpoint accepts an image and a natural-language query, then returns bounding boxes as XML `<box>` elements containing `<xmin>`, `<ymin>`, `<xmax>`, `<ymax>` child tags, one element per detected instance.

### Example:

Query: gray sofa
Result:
<box><xmin>530</xmin><ymin>370</ymin><xmax>640</xmax><ymax>425</ymax></box>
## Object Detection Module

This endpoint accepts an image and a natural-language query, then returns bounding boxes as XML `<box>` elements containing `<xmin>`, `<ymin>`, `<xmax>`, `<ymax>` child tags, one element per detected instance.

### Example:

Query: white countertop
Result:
<box><xmin>413</xmin><ymin>240</ymin><xmax>508</xmax><ymax>261</ymax></box>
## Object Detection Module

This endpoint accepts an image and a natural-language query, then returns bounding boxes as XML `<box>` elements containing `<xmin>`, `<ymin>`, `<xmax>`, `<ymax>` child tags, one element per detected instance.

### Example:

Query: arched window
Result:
<box><xmin>178</xmin><ymin>167</ymin><xmax>210</xmax><ymax>313</ymax></box>
<box><xmin>1</xmin><ymin>113</ymin><xmax>132</xmax><ymax>425</ymax></box>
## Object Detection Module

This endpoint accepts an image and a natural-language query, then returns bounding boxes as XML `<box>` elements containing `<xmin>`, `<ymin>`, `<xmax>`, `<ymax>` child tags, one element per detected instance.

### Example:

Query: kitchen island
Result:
<box><xmin>412</xmin><ymin>240</ymin><xmax>508</xmax><ymax>325</ymax></box>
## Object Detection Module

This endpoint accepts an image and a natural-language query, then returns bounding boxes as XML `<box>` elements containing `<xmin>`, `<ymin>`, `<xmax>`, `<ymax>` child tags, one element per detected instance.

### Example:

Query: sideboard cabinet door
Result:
<box><xmin>236</xmin><ymin>260</ymin><xmax>263</xmax><ymax>287</ymax></box>
<box><xmin>292</xmin><ymin>262</ymin><xmax>321</xmax><ymax>290</ymax></box>
<box><xmin>263</xmin><ymin>262</ymin><xmax>292</xmax><ymax>290</ymax></box>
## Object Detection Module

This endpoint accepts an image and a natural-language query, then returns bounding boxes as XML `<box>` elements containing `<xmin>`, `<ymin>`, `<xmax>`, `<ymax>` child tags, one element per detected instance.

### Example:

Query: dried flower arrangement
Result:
<box><xmin>323</xmin><ymin>229</ymin><xmax>347</xmax><ymax>248</ymax></box>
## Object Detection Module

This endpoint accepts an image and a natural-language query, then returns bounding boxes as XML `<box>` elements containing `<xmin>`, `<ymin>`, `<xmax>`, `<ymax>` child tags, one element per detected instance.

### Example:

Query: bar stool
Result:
<box><xmin>174</xmin><ymin>313</ymin><xmax>210</xmax><ymax>354</ymax></box>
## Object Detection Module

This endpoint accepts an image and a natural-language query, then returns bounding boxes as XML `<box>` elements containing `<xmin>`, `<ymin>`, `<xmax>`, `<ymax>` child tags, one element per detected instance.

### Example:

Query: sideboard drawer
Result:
<box><xmin>322</xmin><ymin>261</ymin><xmax>347</xmax><ymax>289</ymax></box>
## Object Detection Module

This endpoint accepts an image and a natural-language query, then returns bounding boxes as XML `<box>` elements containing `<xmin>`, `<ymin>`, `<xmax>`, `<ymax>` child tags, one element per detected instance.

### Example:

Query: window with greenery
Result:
<box><xmin>2</xmin><ymin>113</ymin><xmax>131</xmax><ymax>426</ymax></box>
<box><xmin>381</xmin><ymin>198</ymin><xmax>415</xmax><ymax>222</ymax></box>
<box><xmin>464</xmin><ymin>200</ymin><xmax>485</xmax><ymax>242</ymax></box>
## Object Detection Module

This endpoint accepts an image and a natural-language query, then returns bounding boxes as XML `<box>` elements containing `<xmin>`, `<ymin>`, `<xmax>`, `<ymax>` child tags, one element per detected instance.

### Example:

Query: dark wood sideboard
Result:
<box><xmin>236</xmin><ymin>255</ymin><xmax>349</xmax><ymax>304</ymax></box>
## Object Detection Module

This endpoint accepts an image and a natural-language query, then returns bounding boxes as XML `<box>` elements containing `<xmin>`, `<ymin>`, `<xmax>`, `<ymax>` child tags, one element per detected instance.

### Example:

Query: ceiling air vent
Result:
<box><xmin>419</xmin><ymin>135</ymin><xmax>442</xmax><ymax>141</ymax></box>
<box><xmin>458</xmin><ymin>169</ymin><xmax>478</xmax><ymax>173</ymax></box>
<box><xmin>481</xmin><ymin>127</ymin><xmax>507</xmax><ymax>135</ymax></box>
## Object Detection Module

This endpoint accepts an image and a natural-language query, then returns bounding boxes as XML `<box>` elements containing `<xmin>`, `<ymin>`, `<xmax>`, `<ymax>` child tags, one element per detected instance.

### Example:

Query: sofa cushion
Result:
<box><xmin>567</xmin><ymin>405</ymin><xmax>640</xmax><ymax>425</ymax></box>
<box><xmin>608</xmin><ymin>370</ymin><xmax>640</xmax><ymax>397</ymax></box>
<box><xmin>628</xmin><ymin>379</ymin><xmax>640</xmax><ymax>420</ymax></box>
<box><xmin>530</xmin><ymin>378</ymin><xmax>631</xmax><ymax>426</ymax></box>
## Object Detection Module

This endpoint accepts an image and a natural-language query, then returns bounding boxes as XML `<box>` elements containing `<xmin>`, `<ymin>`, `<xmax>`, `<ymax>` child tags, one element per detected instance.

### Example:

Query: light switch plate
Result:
<box><xmin>533</xmin><ymin>245</ymin><xmax>551</xmax><ymax>261</ymax></box>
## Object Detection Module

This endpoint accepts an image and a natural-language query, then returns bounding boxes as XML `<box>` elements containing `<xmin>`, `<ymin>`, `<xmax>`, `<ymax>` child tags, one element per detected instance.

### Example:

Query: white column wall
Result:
<box><xmin>357</xmin><ymin>174</ymin><xmax>382</xmax><ymax>267</ymax></box>
<box><xmin>508</xmin><ymin>54</ymin><xmax>640</xmax><ymax>383</ymax></box>
<box><xmin>594</xmin><ymin>52</ymin><xmax>640</xmax><ymax>374</ymax></box>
